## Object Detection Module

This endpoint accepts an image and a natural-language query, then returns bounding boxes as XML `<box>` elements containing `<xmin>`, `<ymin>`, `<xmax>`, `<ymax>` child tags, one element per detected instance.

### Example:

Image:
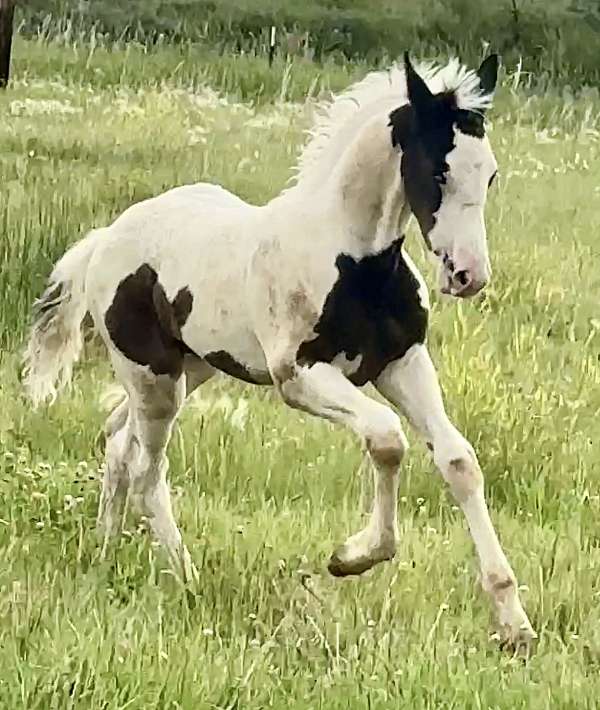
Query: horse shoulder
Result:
<box><xmin>246</xmin><ymin>228</ymin><xmax>340</xmax><ymax>369</ymax></box>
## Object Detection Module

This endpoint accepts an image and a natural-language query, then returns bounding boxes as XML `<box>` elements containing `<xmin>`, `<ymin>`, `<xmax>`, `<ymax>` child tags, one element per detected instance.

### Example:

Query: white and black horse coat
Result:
<box><xmin>23</xmin><ymin>54</ymin><xmax>535</xmax><ymax>649</ymax></box>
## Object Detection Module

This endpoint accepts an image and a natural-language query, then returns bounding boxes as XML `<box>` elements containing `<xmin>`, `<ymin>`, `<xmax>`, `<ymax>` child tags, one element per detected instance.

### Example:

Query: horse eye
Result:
<box><xmin>488</xmin><ymin>171</ymin><xmax>498</xmax><ymax>188</ymax></box>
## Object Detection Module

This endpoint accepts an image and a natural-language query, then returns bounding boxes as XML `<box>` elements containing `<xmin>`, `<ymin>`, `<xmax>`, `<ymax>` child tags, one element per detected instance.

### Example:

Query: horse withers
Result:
<box><xmin>23</xmin><ymin>53</ymin><xmax>535</xmax><ymax>650</ymax></box>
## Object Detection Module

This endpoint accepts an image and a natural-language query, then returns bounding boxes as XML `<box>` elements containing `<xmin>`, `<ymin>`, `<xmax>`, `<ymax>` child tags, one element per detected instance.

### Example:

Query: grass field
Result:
<box><xmin>2</xmin><ymin>35</ymin><xmax>600</xmax><ymax>708</ymax></box>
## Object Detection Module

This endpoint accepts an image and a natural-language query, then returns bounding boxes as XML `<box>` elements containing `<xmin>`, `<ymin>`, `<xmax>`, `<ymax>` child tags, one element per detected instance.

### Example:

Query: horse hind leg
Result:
<box><xmin>92</xmin><ymin>262</ymin><xmax>214</xmax><ymax>580</ymax></box>
<box><xmin>97</xmin><ymin>395</ymin><xmax>132</xmax><ymax>548</ymax></box>
<box><xmin>101</xmin><ymin>351</ymin><xmax>214</xmax><ymax>582</ymax></box>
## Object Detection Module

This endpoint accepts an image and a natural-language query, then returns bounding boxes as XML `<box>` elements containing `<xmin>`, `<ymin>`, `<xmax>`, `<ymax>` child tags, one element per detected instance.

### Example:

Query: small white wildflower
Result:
<box><xmin>10</xmin><ymin>98</ymin><xmax>82</xmax><ymax>116</ymax></box>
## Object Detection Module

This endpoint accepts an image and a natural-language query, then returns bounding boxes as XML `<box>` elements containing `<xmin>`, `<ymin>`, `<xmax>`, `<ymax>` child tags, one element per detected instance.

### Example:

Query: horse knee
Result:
<box><xmin>366</xmin><ymin>412</ymin><xmax>407</xmax><ymax>469</ymax></box>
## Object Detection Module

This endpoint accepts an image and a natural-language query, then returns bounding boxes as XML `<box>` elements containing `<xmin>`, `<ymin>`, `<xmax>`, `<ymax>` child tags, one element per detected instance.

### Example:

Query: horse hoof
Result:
<box><xmin>496</xmin><ymin>624</ymin><xmax>538</xmax><ymax>658</ymax></box>
<box><xmin>327</xmin><ymin>546</ymin><xmax>395</xmax><ymax>577</ymax></box>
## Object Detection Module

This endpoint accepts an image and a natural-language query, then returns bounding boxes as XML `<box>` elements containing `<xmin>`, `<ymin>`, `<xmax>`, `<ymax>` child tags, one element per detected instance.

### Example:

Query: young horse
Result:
<box><xmin>23</xmin><ymin>54</ymin><xmax>535</xmax><ymax>648</ymax></box>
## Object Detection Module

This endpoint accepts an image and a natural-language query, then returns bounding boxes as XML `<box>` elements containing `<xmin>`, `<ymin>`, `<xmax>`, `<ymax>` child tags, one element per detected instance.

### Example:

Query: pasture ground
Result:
<box><xmin>1</xmin><ymin>36</ymin><xmax>600</xmax><ymax>708</ymax></box>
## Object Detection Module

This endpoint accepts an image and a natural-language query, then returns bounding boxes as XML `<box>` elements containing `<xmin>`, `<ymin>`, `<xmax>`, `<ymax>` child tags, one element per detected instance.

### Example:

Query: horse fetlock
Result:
<box><xmin>484</xmin><ymin>572</ymin><xmax>536</xmax><ymax>650</ymax></box>
<box><xmin>496</xmin><ymin>608</ymin><xmax>537</xmax><ymax>654</ymax></box>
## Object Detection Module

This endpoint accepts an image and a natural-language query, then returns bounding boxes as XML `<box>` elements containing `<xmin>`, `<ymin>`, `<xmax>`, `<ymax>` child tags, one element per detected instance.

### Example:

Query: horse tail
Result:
<box><xmin>22</xmin><ymin>229</ymin><xmax>105</xmax><ymax>406</ymax></box>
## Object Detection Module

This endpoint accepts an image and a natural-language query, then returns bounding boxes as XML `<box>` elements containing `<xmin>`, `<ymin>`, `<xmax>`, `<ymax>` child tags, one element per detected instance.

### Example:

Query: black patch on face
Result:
<box><xmin>389</xmin><ymin>96</ymin><xmax>485</xmax><ymax>244</ymax></box>
<box><xmin>296</xmin><ymin>238</ymin><xmax>428</xmax><ymax>386</ymax></box>
<box><xmin>105</xmin><ymin>264</ymin><xmax>194</xmax><ymax>379</ymax></box>
<box><xmin>204</xmin><ymin>350</ymin><xmax>272</xmax><ymax>385</ymax></box>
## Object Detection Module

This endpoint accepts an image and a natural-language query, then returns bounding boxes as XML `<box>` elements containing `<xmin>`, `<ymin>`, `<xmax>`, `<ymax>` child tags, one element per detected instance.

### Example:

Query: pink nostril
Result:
<box><xmin>454</xmin><ymin>269</ymin><xmax>471</xmax><ymax>287</ymax></box>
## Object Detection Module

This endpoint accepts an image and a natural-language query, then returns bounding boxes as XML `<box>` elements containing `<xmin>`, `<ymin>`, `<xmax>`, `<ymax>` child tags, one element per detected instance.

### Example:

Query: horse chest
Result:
<box><xmin>296</xmin><ymin>239</ymin><xmax>428</xmax><ymax>386</ymax></box>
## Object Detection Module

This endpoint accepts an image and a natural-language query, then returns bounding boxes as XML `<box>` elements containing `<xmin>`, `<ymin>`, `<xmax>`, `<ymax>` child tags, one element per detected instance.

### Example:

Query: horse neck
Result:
<box><xmin>318</xmin><ymin>116</ymin><xmax>411</xmax><ymax>253</ymax></box>
<box><xmin>268</xmin><ymin>112</ymin><xmax>411</xmax><ymax>255</ymax></box>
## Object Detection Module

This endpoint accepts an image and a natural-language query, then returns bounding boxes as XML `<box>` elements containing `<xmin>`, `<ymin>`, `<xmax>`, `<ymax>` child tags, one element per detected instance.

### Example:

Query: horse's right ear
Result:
<box><xmin>477</xmin><ymin>54</ymin><xmax>499</xmax><ymax>97</ymax></box>
<box><xmin>404</xmin><ymin>52</ymin><xmax>435</xmax><ymax>121</ymax></box>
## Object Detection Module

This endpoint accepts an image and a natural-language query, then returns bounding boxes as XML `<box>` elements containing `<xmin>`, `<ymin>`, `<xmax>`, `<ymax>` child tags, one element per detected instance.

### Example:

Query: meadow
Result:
<box><xmin>1</xmin><ymin>32</ymin><xmax>600</xmax><ymax>708</ymax></box>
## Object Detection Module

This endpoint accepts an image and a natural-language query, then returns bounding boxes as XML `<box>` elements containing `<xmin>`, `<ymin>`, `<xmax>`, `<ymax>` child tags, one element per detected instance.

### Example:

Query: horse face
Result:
<box><xmin>418</xmin><ymin>129</ymin><xmax>497</xmax><ymax>298</ymax></box>
<box><xmin>391</xmin><ymin>54</ymin><xmax>498</xmax><ymax>299</ymax></box>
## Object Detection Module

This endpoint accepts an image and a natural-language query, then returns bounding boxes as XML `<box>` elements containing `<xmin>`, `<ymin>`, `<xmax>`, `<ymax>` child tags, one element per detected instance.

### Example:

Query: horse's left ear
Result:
<box><xmin>477</xmin><ymin>54</ymin><xmax>499</xmax><ymax>96</ymax></box>
<box><xmin>404</xmin><ymin>51</ymin><xmax>436</xmax><ymax>120</ymax></box>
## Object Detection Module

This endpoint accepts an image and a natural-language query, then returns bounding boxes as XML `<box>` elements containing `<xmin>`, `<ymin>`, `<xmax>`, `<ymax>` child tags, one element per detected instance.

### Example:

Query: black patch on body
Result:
<box><xmin>296</xmin><ymin>238</ymin><xmax>428</xmax><ymax>386</ymax></box>
<box><xmin>389</xmin><ymin>99</ymin><xmax>485</xmax><ymax>242</ymax></box>
<box><xmin>105</xmin><ymin>264</ymin><xmax>194</xmax><ymax>378</ymax></box>
<box><xmin>205</xmin><ymin>350</ymin><xmax>272</xmax><ymax>385</ymax></box>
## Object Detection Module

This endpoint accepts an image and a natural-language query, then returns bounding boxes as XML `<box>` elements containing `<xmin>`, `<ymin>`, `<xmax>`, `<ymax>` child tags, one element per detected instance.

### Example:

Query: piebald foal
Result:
<box><xmin>23</xmin><ymin>54</ymin><xmax>535</xmax><ymax>647</ymax></box>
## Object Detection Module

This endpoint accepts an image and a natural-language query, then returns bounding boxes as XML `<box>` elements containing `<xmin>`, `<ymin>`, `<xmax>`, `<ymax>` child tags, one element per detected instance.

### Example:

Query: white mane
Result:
<box><xmin>294</xmin><ymin>58</ymin><xmax>493</xmax><ymax>188</ymax></box>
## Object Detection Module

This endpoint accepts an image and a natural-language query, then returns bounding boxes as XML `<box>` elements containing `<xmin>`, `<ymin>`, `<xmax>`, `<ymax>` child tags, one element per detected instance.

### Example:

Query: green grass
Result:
<box><xmin>1</xmin><ymin>37</ymin><xmax>600</xmax><ymax>708</ymax></box>
<box><xmin>18</xmin><ymin>0</ymin><xmax>600</xmax><ymax>85</ymax></box>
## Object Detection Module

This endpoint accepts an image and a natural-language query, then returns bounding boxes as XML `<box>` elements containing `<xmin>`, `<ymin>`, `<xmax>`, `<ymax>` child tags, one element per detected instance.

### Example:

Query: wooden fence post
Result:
<box><xmin>268</xmin><ymin>25</ymin><xmax>276</xmax><ymax>67</ymax></box>
<box><xmin>0</xmin><ymin>0</ymin><xmax>15</xmax><ymax>89</ymax></box>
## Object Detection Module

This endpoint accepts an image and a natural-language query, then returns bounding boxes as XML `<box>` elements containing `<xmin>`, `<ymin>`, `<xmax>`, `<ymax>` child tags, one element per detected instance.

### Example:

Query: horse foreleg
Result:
<box><xmin>376</xmin><ymin>344</ymin><xmax>536</xmax><ymax>651</ymax></box>
<box><xmin>270</xmin><ymin>358</ymin><xmax>407</xmax><ymax>576</ymax></box>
